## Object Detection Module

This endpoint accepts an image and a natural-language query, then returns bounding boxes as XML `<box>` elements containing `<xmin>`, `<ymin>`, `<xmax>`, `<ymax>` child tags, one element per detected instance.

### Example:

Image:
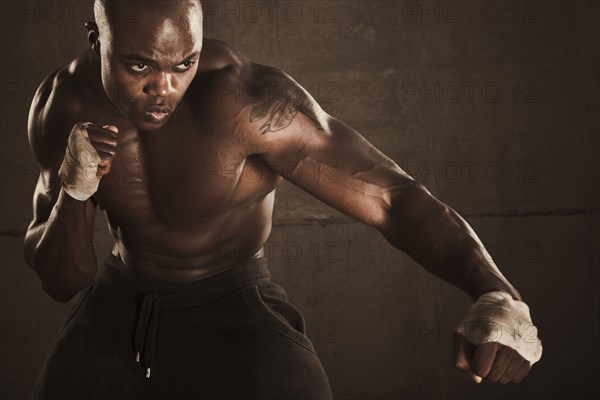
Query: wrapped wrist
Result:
<box><xmin>455</xmin><ymin>291</ymin><xmax>542</xmax><ymax>364</ymax></box>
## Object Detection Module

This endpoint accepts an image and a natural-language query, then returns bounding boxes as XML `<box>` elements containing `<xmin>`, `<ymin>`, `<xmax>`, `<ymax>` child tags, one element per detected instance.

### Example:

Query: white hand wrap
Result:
<box><xmin>58</xmin><ymin>124</ymin><xmax>102</xmax><ymax>201</ymax></box>
<box><xmin>455</xmin><ymin>291</ymin><xmax>542</xmax><ymax>365</ymax></box>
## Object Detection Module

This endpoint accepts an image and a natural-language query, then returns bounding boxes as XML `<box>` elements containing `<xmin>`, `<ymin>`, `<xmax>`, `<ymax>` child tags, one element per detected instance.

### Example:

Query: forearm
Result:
<box><xmin>24</xmin><ymin>189</ymin><xmax>97</xmax><ymax>302</ymax></box>
<box><xmin>381</xmin><ymin>183</ymin><xmax>521</xmax><ymax>302</ymax></box>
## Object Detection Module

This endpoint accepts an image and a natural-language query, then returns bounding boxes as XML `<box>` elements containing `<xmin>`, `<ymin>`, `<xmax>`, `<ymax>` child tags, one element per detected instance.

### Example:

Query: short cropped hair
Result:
<box><xmin>94</xmin><ymin>0</ymin><xmax>203</xmax><ymax>33</ymax></box>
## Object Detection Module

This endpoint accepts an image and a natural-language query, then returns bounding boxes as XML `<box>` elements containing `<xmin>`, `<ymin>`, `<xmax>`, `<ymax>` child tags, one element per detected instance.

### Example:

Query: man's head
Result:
<box><xmin>87</xmin><ymin>0</ymin><xmax>203</xmax><ymax>131</ymax></box>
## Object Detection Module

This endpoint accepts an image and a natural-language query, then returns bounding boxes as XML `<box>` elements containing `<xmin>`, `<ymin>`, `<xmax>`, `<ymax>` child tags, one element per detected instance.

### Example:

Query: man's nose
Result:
<box><xmin>144</xmin><ymin>72</ymin><xmax>175</xmax><ymax>97</ymax></box>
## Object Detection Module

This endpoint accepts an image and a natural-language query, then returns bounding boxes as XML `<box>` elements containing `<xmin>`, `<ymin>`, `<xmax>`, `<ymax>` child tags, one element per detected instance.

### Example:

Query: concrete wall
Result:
<box><xmin>1</xmin><ymin>1</ymin><xmax>598</xmax><ymax>399</ymax></box>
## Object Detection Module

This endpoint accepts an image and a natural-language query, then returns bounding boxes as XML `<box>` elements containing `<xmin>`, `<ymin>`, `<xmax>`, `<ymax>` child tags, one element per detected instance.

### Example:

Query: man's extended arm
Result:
<box><xmin>237</xmin><ymin>62</ymin><xmax>519</xmax><ymax>302</ymax></box>
<box><xmin>234</xmin><ymin>61</ymin><xmax>539</xmax><ymax>383</ymax></box>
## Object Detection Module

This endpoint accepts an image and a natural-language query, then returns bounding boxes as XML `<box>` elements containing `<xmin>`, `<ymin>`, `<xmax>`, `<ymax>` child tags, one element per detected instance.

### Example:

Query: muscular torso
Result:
<box><xmin>62</xmin><ymin>42</ymin><xmax>283</xmax><ymax>282</ymax></box>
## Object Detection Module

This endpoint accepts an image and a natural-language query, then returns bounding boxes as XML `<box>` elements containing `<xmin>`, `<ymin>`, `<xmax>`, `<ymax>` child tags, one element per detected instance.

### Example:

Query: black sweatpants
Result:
<box><xmin>31</xmin><ymin>253</ymin><xmax>333</xmax><ymax>400</ymax></box>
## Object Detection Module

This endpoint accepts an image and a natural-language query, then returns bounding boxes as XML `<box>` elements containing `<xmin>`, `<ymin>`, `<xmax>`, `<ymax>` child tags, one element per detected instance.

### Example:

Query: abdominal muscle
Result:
<box><xmin>111</xmin><ymin>241</ymin><xmax>266</xmax><ymax>284</ymax></box>
<box><xmin>105</xmin><ymin>200</ymin><xmax>274</xmax><ymax>284</ymax></box>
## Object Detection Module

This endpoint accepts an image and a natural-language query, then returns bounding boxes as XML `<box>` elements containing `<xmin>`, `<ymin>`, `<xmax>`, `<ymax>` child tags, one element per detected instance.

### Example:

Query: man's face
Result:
<box><xmin>98</xmin><ymin>6</ymin><xmax>203</xmax><ymax>131</ymax></box>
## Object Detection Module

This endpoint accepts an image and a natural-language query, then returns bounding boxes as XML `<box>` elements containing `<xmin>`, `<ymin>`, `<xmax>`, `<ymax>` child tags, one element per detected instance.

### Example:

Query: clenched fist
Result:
<box><xmin>453</xmin><ymin>291</ymin><xmax>542</xmax><ymax>384</ymax></box>
<box><xmin>58</xmin><ymin>122</ymin><xmax>119</xmax><ymax>201</ymax></box>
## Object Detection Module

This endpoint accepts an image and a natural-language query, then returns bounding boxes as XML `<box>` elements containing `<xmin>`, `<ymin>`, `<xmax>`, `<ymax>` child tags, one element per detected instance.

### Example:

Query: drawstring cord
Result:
<box><xmin>134</xmin><ymin>291</ymin><xmax>175</xmax><ymax>378</ymax></box>
<box><xmin>128</xmin><ymin>264</ymin><xmax>269</xmax><ymax>380</ymax></box>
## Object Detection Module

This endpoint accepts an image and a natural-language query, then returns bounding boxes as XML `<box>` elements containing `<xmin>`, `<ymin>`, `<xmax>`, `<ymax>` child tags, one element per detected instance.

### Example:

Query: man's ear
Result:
<box><xmin>85</xmin><ymin>21</ymin><xmax>101</xmax><ymax>55</ymax></box>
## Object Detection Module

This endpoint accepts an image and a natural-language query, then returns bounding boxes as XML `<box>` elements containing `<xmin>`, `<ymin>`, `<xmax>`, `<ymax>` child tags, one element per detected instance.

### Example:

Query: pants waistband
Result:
<box><xmin>99</xmin><ymin>252</ymin><xmax>272</xmax><ymax>309</ymax></box>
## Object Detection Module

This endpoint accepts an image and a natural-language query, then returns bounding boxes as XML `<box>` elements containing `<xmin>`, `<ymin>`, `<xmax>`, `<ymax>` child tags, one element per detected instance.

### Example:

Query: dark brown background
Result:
<box><xmin>1</xmin><ymin>1</ymin><xmax>598</xmax><ymax>399</ymax></box>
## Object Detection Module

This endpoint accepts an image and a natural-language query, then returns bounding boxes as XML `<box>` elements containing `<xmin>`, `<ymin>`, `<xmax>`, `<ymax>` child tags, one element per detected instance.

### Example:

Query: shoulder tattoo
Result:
<box><xmin>249</xmin><ymin>78</ymin><xmax>325</xmax><ymax>134</ymax></box>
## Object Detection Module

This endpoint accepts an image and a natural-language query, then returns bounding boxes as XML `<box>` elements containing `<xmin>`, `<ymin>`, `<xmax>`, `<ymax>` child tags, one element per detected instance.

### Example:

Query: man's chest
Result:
<box><xmin>91</xmin><ymin>118</ymin><xmax>276</xmax><ymax>226</ymax></box>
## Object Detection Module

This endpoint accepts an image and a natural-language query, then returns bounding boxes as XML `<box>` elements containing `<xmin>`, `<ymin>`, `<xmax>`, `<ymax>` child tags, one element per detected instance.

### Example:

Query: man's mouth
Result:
<box><xmin>143</xmin><ymin>106</ymin><xmax>171</xmax><ymax>124</ymax></box>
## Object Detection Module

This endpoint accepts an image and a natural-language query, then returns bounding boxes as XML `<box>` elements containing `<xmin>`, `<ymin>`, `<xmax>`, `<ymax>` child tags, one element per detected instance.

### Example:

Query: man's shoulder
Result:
<box><xmin>198</xmin><ymin>38</ymin><xmax>250</xmax><ymax>73</ymax></box>
<box><xmin>28</xmin><ymin>50</ymin><xmax>96</xmax><ymax>166</ymax></box>
<box><xmin>190</xmin><ymin>39</ymin><xmax>328</xmax><ymax>138</ymax></box>
<box><xmin>31</xmin><ymin>50</ymin><xmax>98</xmax><ymax>118</ymax></box>
<box><xmin>193</xmin><ymin>39</ymin><xmax>313</xmax><ymax>114</ymax></box>
<box><xmin>190</xmin><ymin>39</ymin><xmax>255</xmax><ymax>121</ymax></box>
<box><xmin>197</xmin><ymin>38</ymin><xmax>297</xmax><ymax>91</ymax></box>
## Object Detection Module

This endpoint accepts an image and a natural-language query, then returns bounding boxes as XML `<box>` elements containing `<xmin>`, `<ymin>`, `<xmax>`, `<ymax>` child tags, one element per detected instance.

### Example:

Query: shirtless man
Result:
<box><xmin>24</xmin><ymin>0</ymin><xmax>542</xmax><ymax>398</ymax></box>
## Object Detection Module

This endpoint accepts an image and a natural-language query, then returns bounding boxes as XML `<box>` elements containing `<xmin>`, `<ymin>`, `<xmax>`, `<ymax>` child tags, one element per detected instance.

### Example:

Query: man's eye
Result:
<box><xmin>173</xmin><ymin>60</ymin><xmax>195</xmax><ymax>72</ymax></box>
<box><xmin>130</xmin><ymin>63</ymin><xmax>148</xmax><ymax>72</ymax></box>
